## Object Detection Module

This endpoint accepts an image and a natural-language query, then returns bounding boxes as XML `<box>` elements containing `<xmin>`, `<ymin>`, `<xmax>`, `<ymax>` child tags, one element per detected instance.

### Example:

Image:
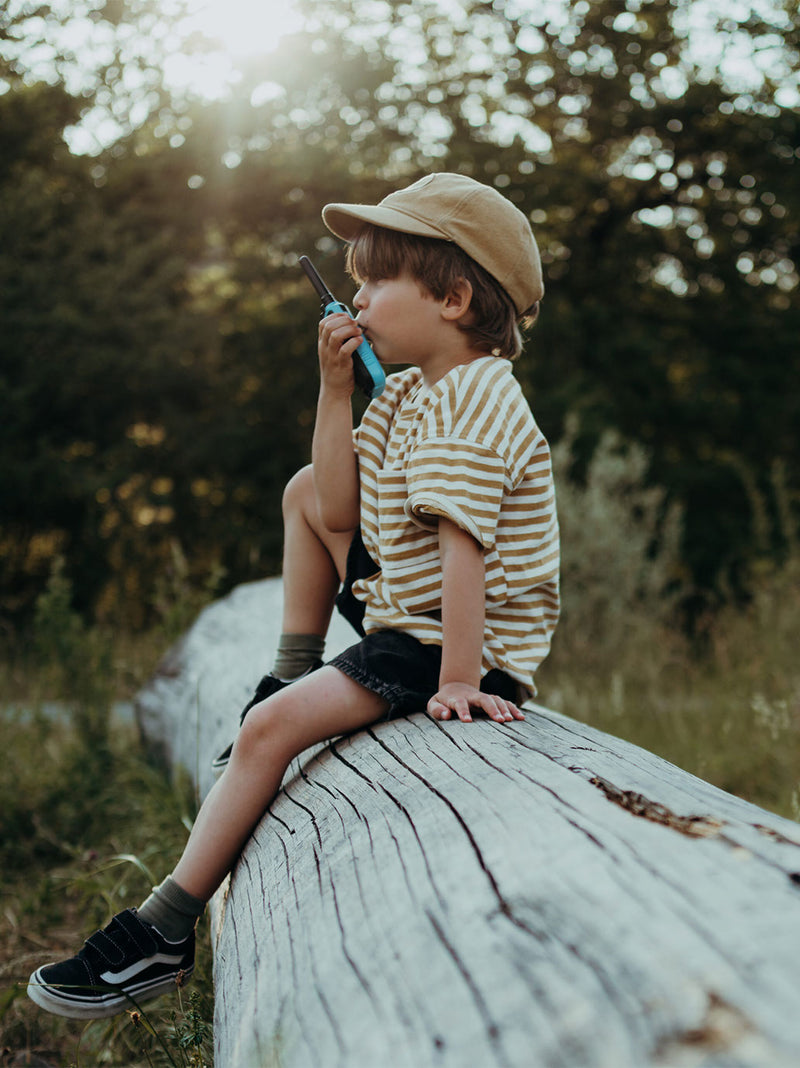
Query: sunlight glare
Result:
<box><xmin>193</xmin><ymin>0</ymin><xmax>304</xmax><ymax>57</ymax></box>
<box><xmin>176</xmin><ymin>0</ymin><xmax>305</xmax><ymax>98</ymax></box>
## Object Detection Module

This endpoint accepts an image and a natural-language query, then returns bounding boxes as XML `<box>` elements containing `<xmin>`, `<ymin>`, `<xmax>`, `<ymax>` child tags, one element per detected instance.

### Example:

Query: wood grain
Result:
<box><xmin>136</xmin><ymin>578</ymin><xmax>800</xmax><ymax>1067</ymax></box>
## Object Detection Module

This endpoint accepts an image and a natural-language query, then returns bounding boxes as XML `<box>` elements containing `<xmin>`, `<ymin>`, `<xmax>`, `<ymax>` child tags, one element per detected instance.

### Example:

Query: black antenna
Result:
<box><xmin>299</xmin><ymin>256</ymin><xmax>335</xmax><ymax>306</ymax></box>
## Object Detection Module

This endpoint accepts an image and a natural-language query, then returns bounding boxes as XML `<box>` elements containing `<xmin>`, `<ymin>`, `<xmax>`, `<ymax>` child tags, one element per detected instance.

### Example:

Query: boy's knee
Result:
<box><xmin>282</xmin><ymin>464</ymin><xmax>314</xmax><ymax>518</ymax></box>
<box><xmin>237</xmin><ymin>692</ymin><xmax>298</xmax><ymax>759</ymax></box>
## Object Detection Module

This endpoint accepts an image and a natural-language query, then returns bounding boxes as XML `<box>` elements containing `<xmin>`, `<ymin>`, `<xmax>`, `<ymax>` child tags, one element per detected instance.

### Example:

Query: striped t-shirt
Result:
<box><xmin>352</xmin><ymin>355</ymin><xmax>560</xmax><ymax>695</ymax></box>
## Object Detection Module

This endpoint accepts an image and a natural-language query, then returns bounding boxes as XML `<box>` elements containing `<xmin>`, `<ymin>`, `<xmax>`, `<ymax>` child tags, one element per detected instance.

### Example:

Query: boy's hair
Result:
<box><xmin>346</xmin><ymin>225</ymin><xmax>538</xmax><ymax>361</ymax></box>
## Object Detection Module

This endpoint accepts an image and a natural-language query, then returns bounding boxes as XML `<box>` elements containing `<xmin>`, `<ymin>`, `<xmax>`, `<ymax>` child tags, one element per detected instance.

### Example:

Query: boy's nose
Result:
<box><xmin>353</xmin><ymin>285</ymin><xmax>367</xmax><ymax>309</ymax></box>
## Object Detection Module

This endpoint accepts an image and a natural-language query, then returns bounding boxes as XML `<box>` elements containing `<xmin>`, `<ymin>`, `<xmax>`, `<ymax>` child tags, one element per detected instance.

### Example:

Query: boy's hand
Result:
<box><xmin>427</xmin><ymin>682</ymin><xmax>525</xmax><ymax>724</ymax></box>
<box><xmin>318</xmin><ymin>312</ymin><xmax>363</xmax><ymax>396</ymax></box>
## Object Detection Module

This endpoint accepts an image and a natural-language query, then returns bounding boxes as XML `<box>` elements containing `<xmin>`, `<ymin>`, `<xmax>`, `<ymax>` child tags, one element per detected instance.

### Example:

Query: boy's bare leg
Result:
<box><xmin>173</xmin><ymin>667</ymin><xmax>387</xmax><ymax>901</ymax></box>
<box><xmin>280</xmin><ymin>464</ymin><xmax>354</xmax><ymax>636</ymax></box>
<box><xmin>210</xmin><ymin>465</ymin><xmax>354</xmax><ymax>773</ymax></box>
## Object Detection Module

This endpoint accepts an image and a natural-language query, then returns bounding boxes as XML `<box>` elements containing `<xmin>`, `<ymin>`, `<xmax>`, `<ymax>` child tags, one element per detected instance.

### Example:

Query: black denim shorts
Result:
<box><xmin>331</xmin><ymin>531</ymin><xmax>519</xmax><ymax>718</ymax></box>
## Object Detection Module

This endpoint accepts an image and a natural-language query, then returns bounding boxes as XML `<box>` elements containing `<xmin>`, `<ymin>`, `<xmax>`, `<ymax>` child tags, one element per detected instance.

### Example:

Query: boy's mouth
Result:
<box><xmin>357</xmin><ymin>319</ymin><xmax>382</xmax><ymax>356</ymax></box>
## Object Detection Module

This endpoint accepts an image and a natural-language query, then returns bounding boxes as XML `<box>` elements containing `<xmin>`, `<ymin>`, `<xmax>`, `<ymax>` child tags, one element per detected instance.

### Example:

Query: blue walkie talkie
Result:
<box><xmin>299</xmin><ymin>255</ymin><xmax>385</xmax><ymax>400</ymax></box>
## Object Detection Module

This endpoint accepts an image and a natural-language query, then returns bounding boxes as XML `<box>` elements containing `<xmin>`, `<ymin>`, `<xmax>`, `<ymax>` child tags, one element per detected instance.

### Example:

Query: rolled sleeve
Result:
<box><xmin>404</xmin><ymin>437</ymin><xmax>507</xmax><ymax>550</ymax></box>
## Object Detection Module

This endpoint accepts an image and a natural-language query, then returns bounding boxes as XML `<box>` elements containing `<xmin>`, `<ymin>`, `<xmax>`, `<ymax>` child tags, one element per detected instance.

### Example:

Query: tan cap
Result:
<box><xmin>322</xmin><ymin>172</ymin><xmax>544</xmax><ymax>315</ymax></box>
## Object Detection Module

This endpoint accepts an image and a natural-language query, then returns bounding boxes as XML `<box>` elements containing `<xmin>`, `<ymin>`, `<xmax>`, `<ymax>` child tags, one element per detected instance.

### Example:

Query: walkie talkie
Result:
<box><xmin>299</xmin><ymin>255</ymin><xmax>385</xmax><ymax>400</ymax></box>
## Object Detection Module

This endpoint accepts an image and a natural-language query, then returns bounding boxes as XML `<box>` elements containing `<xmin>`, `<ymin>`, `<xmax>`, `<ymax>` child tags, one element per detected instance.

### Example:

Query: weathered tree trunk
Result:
<box><xmin>136</xmin><ymin>579</ymin><xmax>800</xmax><ymax>1068</ymax></box>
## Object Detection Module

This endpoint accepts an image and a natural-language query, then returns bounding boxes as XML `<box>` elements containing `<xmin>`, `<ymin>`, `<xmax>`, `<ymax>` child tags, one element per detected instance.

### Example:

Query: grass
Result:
<box><xmin>0</xmin><ymin>578</ymin><xmax>215</xmax><ymax>1068</ymax></box>
<box><xmin>539</xmin><ymin>429</ymin><xmax>800</xmax><ymax>822</ymax></box>
<box><xmin>0</xmin><ymin>716</ymin><xmax>214</xmax><ymax>1068</ymax></box>
<box><xmin>538</xmin><ymin>647</ymin><xmax>800</xmax><ymax>820</ymax></box>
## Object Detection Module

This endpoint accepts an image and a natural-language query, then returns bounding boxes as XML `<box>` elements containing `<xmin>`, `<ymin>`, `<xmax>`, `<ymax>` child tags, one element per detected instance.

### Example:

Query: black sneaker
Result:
<box><xmin>27</xmin><ymin>908</ymin><xmax>195</xmax><ymax>1020</ymax></box>
<box><xmin>211</xmin><ymin>661</ymin><xmax>323</xmax><ymax>772</ymax></box>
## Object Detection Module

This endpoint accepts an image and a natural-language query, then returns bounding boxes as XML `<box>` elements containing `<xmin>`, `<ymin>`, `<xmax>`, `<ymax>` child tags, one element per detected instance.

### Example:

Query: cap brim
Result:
<box><xmin>322</xmin><ymin>203</ymin><xmax>450</xmax><ymax>243</ymax></box>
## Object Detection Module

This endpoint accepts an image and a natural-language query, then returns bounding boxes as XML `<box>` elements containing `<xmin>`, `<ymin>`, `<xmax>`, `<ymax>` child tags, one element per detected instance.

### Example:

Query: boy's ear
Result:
<box><xmin>440</xmin><ymin>278</ymin><xmax>473</xmax><ymax>321</ymax></box>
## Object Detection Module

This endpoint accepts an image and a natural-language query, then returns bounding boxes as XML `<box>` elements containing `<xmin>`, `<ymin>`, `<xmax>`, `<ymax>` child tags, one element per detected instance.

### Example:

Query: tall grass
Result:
<box><xmin>538</xmin><ymin>424</ymin><xmax>800</xmax><ymax>819</ymax></box>
<box><xmin>0</xmin><ymin>567</ymin><xmax>215</xmax><ymax>1067</ymax></box>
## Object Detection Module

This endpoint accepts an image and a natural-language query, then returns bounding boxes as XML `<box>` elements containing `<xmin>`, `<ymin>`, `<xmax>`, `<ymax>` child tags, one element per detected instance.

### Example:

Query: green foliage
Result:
<box><xmin>537</xmin><ymin>427</ymin><xmax>800</xmax><ymax>818</ymax></box>
<box><xmin>171</xmin><ymin>989</ymin><xmax>214</xmax><ymax>1067</ymax></box>
<box><xmin>0</xmin><ymin>81</ymin><xmax>215</xmax><ymax>626</ymax></box>
<box><xmin>32</xmin><ymin>557</ymin><xmax>115</xmax><ymax>725</ymax></box>
<box><xmin>0</xmin><ymin>719</ymin><xmax>216</xmax><ymax>1066</ymax></box>
<box><xmin>150</xmin><ymin>541</ymin><xmax>227</xmax><ymax>644</ymax></box>
<box><xmin>547</xmin><ymin>419</ymin><xmax>685</xmax><ymax>676</ymax></box>
<box><xmin>1</xmin><ymin>0</ymin><xmax>798</xmax><ymax>629</ymax></box>
<box><xmin>32</xmin><ymin>557</ymin><xmax>89</xmax><ymax>686</ymax></box>
<box><xmin>0</xmin><ymin>618</ymin><xmax>214</xmax><ymax>1065</ymax></box>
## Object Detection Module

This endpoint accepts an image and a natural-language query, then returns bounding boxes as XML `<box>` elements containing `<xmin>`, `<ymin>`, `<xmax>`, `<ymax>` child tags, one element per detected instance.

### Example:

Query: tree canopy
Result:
<box><xmin>1</xmin><ymin>0</ymin><xmax>797</xmax><ymax>626</ymax></box>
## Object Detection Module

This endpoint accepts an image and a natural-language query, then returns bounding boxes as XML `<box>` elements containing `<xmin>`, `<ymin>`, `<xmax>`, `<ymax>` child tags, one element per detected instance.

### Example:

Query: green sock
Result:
<box><xmin>138</xmin><ymin>875</ymin><xmax>206</xmax><ymax>942</ymax></box>
<box><xmin>272</xmin><ymin>633</ymin><xmax>325</xmax><ymax>680</ymax></box>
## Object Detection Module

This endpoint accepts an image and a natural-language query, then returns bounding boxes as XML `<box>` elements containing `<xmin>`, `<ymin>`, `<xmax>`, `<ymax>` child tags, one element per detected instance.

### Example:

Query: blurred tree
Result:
<box><xmin>0</xmin><ymin>20</ymin><xmax>406</xmax><ymax>625</ymax></box>
<box><xmin>0</xmin><ymin>81</ymin><xmax>217</xmax><ymax>622</ymax></box>
<box><xmin>1</xmin><ymin>0</ymin><xmax>797</xmax><ymax>626</ymax></box>
<box><xmin>0</xmin><ymin>0</ymin><xmax>199</xmax><ymax>150</ymax></box>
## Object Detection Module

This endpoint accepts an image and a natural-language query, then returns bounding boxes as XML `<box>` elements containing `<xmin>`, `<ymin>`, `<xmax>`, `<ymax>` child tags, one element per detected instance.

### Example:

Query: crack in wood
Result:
<box><xmin>367</xmin><ymin>730</ymin><xmax>526</xmax><ymax>929</ymax></box>
<box><xmin>375</xmin><ymin>780</ymin><xmax>450</xmax><ymax>913</ymax></box>
<box><xmin>576</xmin><ymin>771</ymin><xmax>800</xmax><ymax>888</ymax></box>
<box><xmin>327</xmin><ymin>871</ymin><xmax>376</xmax><ymax>1004</ymax></box>
<box><xmin>264</xmin><ymin>803</ymin><xmax>295</xmax><ymax>835</ymax></box>
<box><xmin>589</xmin><ymin>775</ymin><xmax>725</xmax><ymax>838</ymax></box>
<box><xmin>510</xmin><ymin>764</ymin><xmax>609</xmax><ymax>849</ymax></box>
<box><xmin>426</xmin><ymin>910</ymin><xmax>509</xmax><ymax>1067</ymax></box>
<box><xmin>382</xmin><ymin>818</ymin><xmax>424</xmax><ymax>907</ymax></box>
<box><xmin>281</xmin><ymin>785</ymin><xmax>325</xmax><ymax>848</ymax></box>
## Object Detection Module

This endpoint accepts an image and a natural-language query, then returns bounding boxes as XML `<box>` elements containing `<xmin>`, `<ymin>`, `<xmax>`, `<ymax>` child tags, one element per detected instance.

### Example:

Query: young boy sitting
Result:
<box><xmin>27</xmin><ymin>172</ymin><xmax>560</xmax><ymax>1019</ymax></box>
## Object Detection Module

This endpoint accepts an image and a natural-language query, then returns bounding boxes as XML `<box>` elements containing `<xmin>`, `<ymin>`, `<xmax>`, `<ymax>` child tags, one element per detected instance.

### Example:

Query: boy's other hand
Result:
<box><xmin>427</xmin><ymin>682</ymin><xmax>525</xmax><ymax>724</ymax></box>
<box><xmin>318</xmin><ymin>311</ymin><xmax>363</xmax><ymax>396</ymax></box>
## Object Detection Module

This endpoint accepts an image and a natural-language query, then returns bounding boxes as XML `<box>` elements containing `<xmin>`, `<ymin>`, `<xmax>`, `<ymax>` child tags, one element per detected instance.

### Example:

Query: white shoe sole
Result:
<box><xmin>27</xmin><ymin>964</ymin><xmax>194</xmax><ymax>1020</ymax></box>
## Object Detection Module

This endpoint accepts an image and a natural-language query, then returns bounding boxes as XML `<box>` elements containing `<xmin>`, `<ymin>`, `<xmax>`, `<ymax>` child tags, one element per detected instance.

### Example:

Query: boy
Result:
<box><xmin>27</xmin><ymin>172</ymin><xmax>560</xmax><ymax>1019</ymax></box>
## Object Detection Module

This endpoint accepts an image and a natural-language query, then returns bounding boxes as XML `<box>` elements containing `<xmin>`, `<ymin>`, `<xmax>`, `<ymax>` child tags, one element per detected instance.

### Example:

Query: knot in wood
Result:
<box><xmin>589</xmin><ymin>775</ymin><xmax>724</xmax><ymax>838</ymax></box>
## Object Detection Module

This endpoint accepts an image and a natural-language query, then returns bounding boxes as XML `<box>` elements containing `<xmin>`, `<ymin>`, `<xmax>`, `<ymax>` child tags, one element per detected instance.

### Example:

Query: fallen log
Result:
<box><xmin>136</xmin><ymin>578</ymin><xmax>800</xmax><ymax>1068</ymax></box>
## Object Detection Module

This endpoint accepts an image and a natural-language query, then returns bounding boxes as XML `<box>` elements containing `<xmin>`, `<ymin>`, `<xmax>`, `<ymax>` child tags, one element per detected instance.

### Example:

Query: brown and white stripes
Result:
<box><xmin>353</xmin><ymin>356</ymin><xmax>560</xmax><ymax>695</ymax></box>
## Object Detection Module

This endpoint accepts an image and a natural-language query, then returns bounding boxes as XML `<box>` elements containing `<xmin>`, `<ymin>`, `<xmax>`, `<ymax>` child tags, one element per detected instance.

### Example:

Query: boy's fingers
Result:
<box><xmin>476</xmin><ymin>695</ymin><xmax>526</xmax><ymax>723</ymax></box>
<box><xmin>427</xmin><ymin>699</ymin><xmax>451</xmax><ymax>720</ymax></box>
<box><xmin>491</xmin><ymin>698</ymin><xmax>510</xmax><ymax>722</ymax></box>
<box><xmin>427</xmin><ymin>697</ymin><xmax>472</xmax><ymax>722</ymax></box>
<box><xmin>320</xmin><ymin>311</ymin><xmax>354</xmax><ymax>329</ymax></box>
<box><xmin>480</xmin><ymin>698</ymin><xmax>502</xmax><ymax>721</ymax></box>
<box><xmin>320</xmin><ymin>314</ymin><xmax>361</xmax><ymax>342</ymax></box>
<box><xmin>323</xmin><ymin>332</ymin><xmax>361</xmax><ymax>358</ymax></box>
<box><xmin>428</xmin><ymin>691</ymin><xmax>524</xmax><ymax>724</ymax></box>
<box><xmin>472</xmin><ymin>693</ymin><xmax>507</xmax><ymax>722</ymax></box>
<box><xmin>454</xmin><ymin>699</ymin><xmax>473</xmax><ymax>723</ymax></box>
<box><xmin>339</xmin><ymin>336</ymin><xmax>363</xmax><ymax>359</ymax></box>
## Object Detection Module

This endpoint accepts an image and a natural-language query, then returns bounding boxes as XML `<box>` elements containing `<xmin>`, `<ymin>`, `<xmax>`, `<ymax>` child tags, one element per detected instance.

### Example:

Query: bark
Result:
<box><xmin>136</xmin><ymin>578</ymin><xmax>800</xmax><ymax>1068</ymax></box>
